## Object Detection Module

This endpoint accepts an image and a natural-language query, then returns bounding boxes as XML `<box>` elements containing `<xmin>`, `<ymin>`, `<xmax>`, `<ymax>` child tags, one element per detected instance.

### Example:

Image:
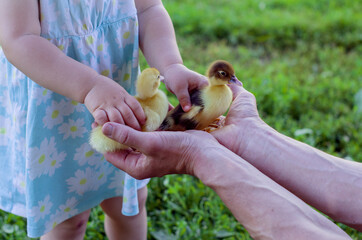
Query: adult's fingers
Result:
<box><xmin>105</xmin><ymin>150</ymin><xmax>161</xmax><ymax>180</ymax></box>
<box><xmin>104</xmin><ymin>150</ymin><xmax>144</xmax><ymax>177</ymax></box>
<box><xmin>228</xmin><ymin>83</ymin><xmax>244</xmax><ymax>100</ymax></box>
<box><xmin>231</xmin><ymin>87</ymin><xmax>257</xmax><ymax>111</ymax></box>
<box><xmin>226</xmin><ymin>85</ymin><xmax>259</xmax><ymax>122</ymax></box>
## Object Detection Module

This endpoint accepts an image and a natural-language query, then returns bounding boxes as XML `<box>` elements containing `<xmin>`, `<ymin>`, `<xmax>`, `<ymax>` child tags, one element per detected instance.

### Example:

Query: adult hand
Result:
<box><xmin>211</xmin><ymin>84</ymin><xmax>267</xmax><ymax>156</ymax></box>
<box><xmin>102</xmin><ymin>123</ymin><xmax>221</xmax><ymax>179</ymax></box>
<box><xmin>215</xmin><ymin>84</ymin><xmax>362</xmax><ymax>232</ymax></box>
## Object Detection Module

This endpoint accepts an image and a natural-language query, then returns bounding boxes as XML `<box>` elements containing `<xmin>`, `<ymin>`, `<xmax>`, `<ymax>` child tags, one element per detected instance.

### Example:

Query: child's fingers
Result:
<box><xmin>195</xmin><ymin>74</ymin><xmax>209</xmax><ymax>89</ymax></box>
<box><xmin>125</xmin><ymin>97</ymin><xmax>146</xmax><ymax>125</ymax></box>
<box><xmin>117</xmin><ymin>105</ymin><xmax>142</xmax><ymax>130</ymax></box>
<box><xmin>108</xmin><ymin>108</ymin><xmax>125</xmax><ymax>125</ymax></box>
<box><xmin>93</xmin><ymin>108</ymin><xmax>109</xmax><ymax>125</ymax></box>
<box><xmin>174</xmin><ymin>87</ymin><xmax>191</xmax><ymax>112</ymax></box>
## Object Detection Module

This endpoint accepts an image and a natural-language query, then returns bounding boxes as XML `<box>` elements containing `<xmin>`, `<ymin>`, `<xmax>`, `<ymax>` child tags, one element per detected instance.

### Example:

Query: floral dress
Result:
<box><xmin>0</xmin><ymin>0</ymin><xmax>149</xmax><ymax>237</ymax></box>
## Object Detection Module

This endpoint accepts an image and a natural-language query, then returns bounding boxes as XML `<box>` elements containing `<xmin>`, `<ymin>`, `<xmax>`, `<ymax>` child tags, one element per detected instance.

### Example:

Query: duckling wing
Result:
<box><xmin>160</xmin><ymin>89</ymin><xmax>204</xmax><ymax>131</ymax></box>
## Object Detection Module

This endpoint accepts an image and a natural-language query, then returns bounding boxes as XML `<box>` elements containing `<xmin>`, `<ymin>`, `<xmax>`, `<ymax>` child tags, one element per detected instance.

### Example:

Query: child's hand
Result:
<box><xmin>84</xmin><ymin>75</ymin><xmax>146</xmax><ymax>130</ymax></box>
<box><xmin>163</xmin><ymin>64</ymin><xmax>208</xmax><ymax>112</ymax></box>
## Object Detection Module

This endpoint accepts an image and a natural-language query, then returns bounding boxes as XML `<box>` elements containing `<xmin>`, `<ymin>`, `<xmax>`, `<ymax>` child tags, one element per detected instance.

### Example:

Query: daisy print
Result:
<box><xmin>28</xmin><ymin>137</ymin><xmax>56</xmax><ymax>180</ymax></box>
<box><xmin>43</xmin><ymin>100</ymin><xmax>73</xmax><ymax>129</ymax></box>
<box><xmin>0</xmin><ymin>116</ymin><xmax>11</xmax><ymax>146</ymax></box>
<box><xmin>46</xmin><ymin>150</ymin><xmax>66</xmax><ymax>176</ymax></box>
<box><xmin>15</xmin><ymin>137</ymin><xmax>26</xmax><ymax>159</ymax></box>
<box><xmin>74</xmin><ymin>142</ymin><xmax>104</xmax><ymax>167</ymax></box>
<box><xmin>58</xmin><ymin>118</ymin><xmax>87</xmax><ymax>140</ymax></box>
<box><xmin>81</xmin><ymin>57</ymin><xmax>98</xmax><ymax>73</ymax></box>
<box><xmin>66</xmin><ymin>167</ymin><xmax>96</xmax><ymax>195</ymax></box>
<box><xmin>121</xmin><ymin>60</ymin><xmax>133</xmax><ymax>83</ymax></box>
<box><xmin>13</xmin><ymin>173</ymin><xmax>26</xmax><ymax>195</ymax></box>
<box><xmin>46</xmin><ymin>210</ymin><xmax>61</xmax><ymax>232</ymax></box>
<box><xmin>58</xmin><ymin>197</ymin><xmax>79</xmax><ymax>218</ymax></box>
<box><xmin>0</xmin><ymin>89</ymin><xmax>10</xmax><ymax>111</ymax></box>
<box><xmin>33</xmin><ymin>86</ymin><xmax>52</xmax><ymax>106</ymax></box>
<box><xmin>81</xmin><ymin>35</ymin><xmax>96</xmax><ymax>56</ymax></box>
<box><xmin>10</xmin><ymin>69</ymin><xmax>24</xmax><ymax>87</ymax></box>
<box><xmin>69</xmin><ymin>100</ymin><xmax>85</xmax><ymax>113</ymax></box>
<box><xmin>93</xmin><ymin>164</ymin><xmax>113</xmax><ymax>191</ymax></box>
<box><xmin>113</xmin><ymin>60</ymin><xmax>133</xmax><ymax>92</ymax></box>
<box><xmin>29</xmin><ymin>195</ymin><xmax>53</xmax><ymax>222</ymax></box>
<box><xmin>96</xmin><ymin>35</ymin><xmax>110</xmax><ymax>57</ymax></box>
<box><xmin>132</xmin><ymin>46</ymin><xmax>140</xmax><ymax>68</ymax></box>
<box><xmin>11</xmin><ymin>102</ymin><xmax>27</xmax><ymax>135</ymax></box>
<box><xmin>73</xmin><ymin>10</ymin><xmax>91</xmax><ymax>32</ymax></box>
<box><xmin>53</xmin><ymin>38</ymin><xmax>70</xmax><ymax>53</ymax></box>
<box><xmin>108</xmin><ymin>171</ymin><xmax>125</xmax><ymax>195</ymax></box>
<box><xmin>12</xmin><ymin>203</ymin><xmax>26</xmax><ymax>216</ymax></box>
<box><xmin>113</xmin><ymin>67</ymin><xmax>123</xmax><ymax>84</ymax></box>
<box><xmin>115</xmin><ymin>26</ymin><xmax>134</xmax><ymax>50</ymax></box>
<box><xmin>40</xmin><ymin>0</ymin><xmax>60</xmax><ymax>34</ymax></box>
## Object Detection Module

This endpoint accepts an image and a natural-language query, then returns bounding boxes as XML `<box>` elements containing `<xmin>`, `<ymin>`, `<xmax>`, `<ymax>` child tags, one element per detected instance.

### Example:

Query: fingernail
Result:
<box><xmin>103</xmin><ymin>124</ymin><xmax>113</xmax><ymax>137</ymax></box>
<box><xmin>183</xmin><ymin>105</ymin><xmax>190</xmax><ymax>112</ymax></box>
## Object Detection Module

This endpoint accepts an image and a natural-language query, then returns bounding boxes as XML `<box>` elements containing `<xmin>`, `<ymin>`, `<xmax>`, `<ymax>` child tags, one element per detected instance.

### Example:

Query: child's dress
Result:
<box><xmin>0</xmin><ymin>0</ymin><xmax>149</xmax><ymax>237</ymax></box>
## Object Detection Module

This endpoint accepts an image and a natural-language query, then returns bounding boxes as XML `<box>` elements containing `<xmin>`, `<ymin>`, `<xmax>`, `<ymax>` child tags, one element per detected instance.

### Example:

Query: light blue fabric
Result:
<box><xmin>0</xmin><ymin>0</ymin><xmax>149</xmax><ymax>237</ymax></box>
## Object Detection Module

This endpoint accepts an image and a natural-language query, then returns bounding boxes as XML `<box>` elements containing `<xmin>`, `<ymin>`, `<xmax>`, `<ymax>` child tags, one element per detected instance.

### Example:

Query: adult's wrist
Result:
<box><xmin>191</xmin><ymin>145</ymin><xmax>238</xmax><ymax>185</ymax></box>
<box><xmin>236</xmin><ymin>118</ymin><xmax>277</xmax><ymax>163</ymax></box>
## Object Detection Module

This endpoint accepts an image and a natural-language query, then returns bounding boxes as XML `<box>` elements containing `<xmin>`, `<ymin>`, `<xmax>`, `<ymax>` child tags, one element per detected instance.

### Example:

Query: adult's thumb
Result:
<box><xmin>228</xmin><ymin>83</ymin><xmax>244</xmax><ymax>100</ymax></box>
<box><xmin>102</xmin><ymin>123</ymin><xmax>144</xmax><ymax>150</ymax></box>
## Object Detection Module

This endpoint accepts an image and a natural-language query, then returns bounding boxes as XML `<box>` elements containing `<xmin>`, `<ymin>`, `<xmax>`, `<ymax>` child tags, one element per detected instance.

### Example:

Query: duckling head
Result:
<box><xmin>136</xmin><ymin>68</ymin><xmax>163</xmax><ymax>100</ymax></box>
<box><xmin>207</xmin><ymin>60</ymin><xmax>240</xmax><ymax>86</ymax></box>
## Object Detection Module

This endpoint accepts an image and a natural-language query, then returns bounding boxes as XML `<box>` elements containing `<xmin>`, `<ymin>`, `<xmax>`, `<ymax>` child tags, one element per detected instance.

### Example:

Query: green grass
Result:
<box><xmin>1</xmin><ymin>0</ymin><xmax>361</xmax><ymax>239</ymax></box>
<box><xmin>164</xmin><ymin>0</ymin><xmax>362</xmax><ymax>51</ymax></box>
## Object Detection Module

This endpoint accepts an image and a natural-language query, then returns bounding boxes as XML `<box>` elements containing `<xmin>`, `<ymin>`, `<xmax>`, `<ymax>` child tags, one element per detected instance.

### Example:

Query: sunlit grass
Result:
<box><xmin>1</xmin><ymin>0</ymin><xmax>361</xmax><ymax>239</ymax></box>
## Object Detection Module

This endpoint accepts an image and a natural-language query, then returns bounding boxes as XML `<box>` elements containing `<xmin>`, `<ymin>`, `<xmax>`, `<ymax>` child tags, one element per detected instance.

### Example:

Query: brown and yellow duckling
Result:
<box><xmin>160</xmin><ymin>60</ymin><xmax>241</xmax><ymax>131</ymax></box>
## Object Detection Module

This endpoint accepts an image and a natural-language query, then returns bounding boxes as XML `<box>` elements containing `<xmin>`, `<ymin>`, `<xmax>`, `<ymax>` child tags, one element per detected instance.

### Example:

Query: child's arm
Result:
<box><xmin>0</xmin><ymin>0</ymin><xmax>145</xmax><ymax>129</ymax></box>
<box><xmin>136</xmin><ymin>0</ymin><xmax>208</xmax><ymax>112</ymax></box>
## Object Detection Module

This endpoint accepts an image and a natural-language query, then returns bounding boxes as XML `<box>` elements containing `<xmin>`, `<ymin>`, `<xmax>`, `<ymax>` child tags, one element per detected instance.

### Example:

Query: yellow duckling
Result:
<box><xmin>89</xmin><ymin>68</ymin><xmax>169</xmax><ymax>153</ymax></box>
<box><xmin>160</xmin><ymin>60</ymin><xmax>241</xmax><ymax>131</ymax></box>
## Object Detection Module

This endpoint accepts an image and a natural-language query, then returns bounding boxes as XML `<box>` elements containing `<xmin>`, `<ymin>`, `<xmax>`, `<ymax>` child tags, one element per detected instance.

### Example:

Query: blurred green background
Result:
<box><xmin>1</xmin><ymin>0</ymin><xmax>361</xmax><ymax>239</ymax></box>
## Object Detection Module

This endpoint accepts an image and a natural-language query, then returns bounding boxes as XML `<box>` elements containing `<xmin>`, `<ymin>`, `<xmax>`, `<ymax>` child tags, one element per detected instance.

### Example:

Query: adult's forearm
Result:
<box><xmin>238</xmin><ymin>122</ymin><xmax>362</xmax><ymax>230</ymax></box>
<box><xmin>3</xmin><ymin>34</ymin><xmax>100</xmax><ymax>103</ymax></box>
<box><xmin>193</xmin><ymin>150</ymin><xmax>351</xmax><ymax>239</ymax></box>
<box><xmin>137</xmin><ymin>3</ymin><xmax>183</xmax><ymax>75</ymax></box>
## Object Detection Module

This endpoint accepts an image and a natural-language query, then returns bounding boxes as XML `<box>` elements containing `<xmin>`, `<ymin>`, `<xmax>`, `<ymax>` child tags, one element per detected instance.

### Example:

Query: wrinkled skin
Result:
<box><xmin>103</xmin><ymin>83</ymin><xmax>258</xmax><ymax>180</ymax></box>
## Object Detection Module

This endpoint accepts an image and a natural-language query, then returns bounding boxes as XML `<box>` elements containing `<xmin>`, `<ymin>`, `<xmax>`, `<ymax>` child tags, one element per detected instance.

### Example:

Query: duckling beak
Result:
<box><xmin>160</xmin><ymin>75</ymin><xmax>165</xmax><ymax>83</ymax></box>
<box><xmin>229</xmin><ymin>75</ymin><xmax>242</xmax><ymax>85</ymax></box>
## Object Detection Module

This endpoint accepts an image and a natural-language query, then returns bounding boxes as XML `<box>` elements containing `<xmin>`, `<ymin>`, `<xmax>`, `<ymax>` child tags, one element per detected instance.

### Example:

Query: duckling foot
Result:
<box><xmin>202</xmin><ymin>116</ymin><xmax>225</xmax><ymax>133</ymax></box>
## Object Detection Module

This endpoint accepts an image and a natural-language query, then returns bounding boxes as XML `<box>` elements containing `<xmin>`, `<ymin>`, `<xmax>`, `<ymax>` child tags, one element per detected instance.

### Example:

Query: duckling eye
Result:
<box><xmin>218</xmin><ymin>71</ymin><xmax>227</xmax><ymax>77</ymax></box>
<box><xmin>157</xmin><ymin>75</ymin><xmax>160</xmax><ymax>79</ymax></box>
